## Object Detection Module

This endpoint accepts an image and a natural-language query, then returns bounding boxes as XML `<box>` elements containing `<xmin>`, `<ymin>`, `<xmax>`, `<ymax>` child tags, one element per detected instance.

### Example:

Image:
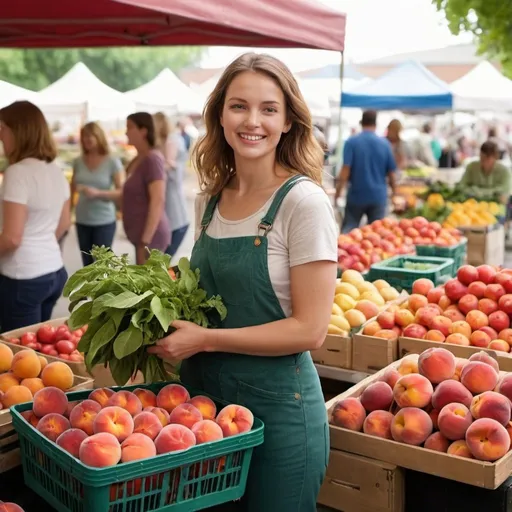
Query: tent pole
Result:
<box><xmin>334</xmin><ymin>51</ymin><xmax>345</xmax><ymax>179</ymax></box>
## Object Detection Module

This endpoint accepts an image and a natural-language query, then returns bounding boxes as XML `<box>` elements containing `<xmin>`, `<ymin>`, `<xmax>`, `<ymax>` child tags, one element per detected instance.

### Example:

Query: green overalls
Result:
<box><xmin>181</xmin><ymin>175</ymin><xmax>329</xmax><ymax>512</ymax></box>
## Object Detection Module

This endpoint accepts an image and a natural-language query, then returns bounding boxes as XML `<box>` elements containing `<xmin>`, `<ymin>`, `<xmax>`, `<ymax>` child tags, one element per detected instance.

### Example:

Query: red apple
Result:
<box><xmin>499</xmin><ymin>294</ymin><xmax>512</xmax><ymax>315</ymax></box>
<box><xmin>458</xmin><ymin>294</ymin><xmax>479</xmax><ymax>315</ymax></box>
<box><xmin>445</xmin><ymin>279</ymin><xmax>468</xmax><ymax>302</ymax></box>
<box><xmin>485</xmin><ymin>284</ymin><xmax>506</xmax><ymax>302</ymax></box>
<box><xmin>468</xmin><ymin>281</ymin><xmax>487</xmax><ymax>299</ymax></box>
<box><xmin>20</xmin><ymin>332</ymin><xmax>37</xmax><ymax>346</ymax></box>
<box><xmin>477</xmin><ymin>265</ymin><xmax>497</xmax><ymax>284</ymax></box>
<box><xmin>457</xmin><ymin>265</ymin><xmax>479</xmax><ymax>286</ymax></box>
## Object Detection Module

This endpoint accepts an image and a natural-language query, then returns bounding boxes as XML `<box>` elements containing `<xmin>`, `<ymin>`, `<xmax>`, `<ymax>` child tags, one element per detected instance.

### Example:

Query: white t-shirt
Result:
<box><xmin>0</xmin><ymin>158</ymin><xmax>70</xmax><ymax>279</ymax></box>
<box><xmin>194</xmin><ymin>180</ymin><xmax>338</xmax><ymax>317</ymax></box>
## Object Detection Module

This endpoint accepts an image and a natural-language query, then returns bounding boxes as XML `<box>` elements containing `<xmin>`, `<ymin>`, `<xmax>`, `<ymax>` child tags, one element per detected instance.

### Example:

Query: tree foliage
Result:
<box><xmin>0</xmin><ymin>47</ymin><xmax>205</xmax><ymax>92</ymax></box>
<box><xmin>434</xmin><ymin>0</ymin><xmax>512</xmax><ymax>73</ymax></box>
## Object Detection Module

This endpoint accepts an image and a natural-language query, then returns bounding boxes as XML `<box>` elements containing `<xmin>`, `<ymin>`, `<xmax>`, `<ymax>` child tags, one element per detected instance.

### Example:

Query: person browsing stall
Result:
<box><xmin>71</xmin><ymin>122</ymin><xmax>124</xmax><ymax>266</ymax></box>
<box><xmin>459</xmin><ymin>140</ymin><xmax>511</xmax><ymax>204</ymax></box>
<box><xmin>153</xmin><ymin>112</ymin><xmax>190</xmax><ymax>259</ymax></box>
<box><xmin>335</xmin><ymin>110</ymin><xmax>397</xmax><ymax>232</ymax></box>
<box><xmin>122</xmin><ymin>113</ymin><xmax>170</xmax><ymax>265</ymax></box>
<box><xmin>0</xmin><ymin>101</ymin><xmax>70</xmax><ymax>331</ymax></box>
<box><xmin>147</xmin><ymin>53</ymin><xmax>338</xmax><ymax>511</ymax></box>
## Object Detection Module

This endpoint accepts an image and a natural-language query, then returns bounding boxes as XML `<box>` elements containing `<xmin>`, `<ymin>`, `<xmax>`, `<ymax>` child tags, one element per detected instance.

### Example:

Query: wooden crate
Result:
<box><xmin>311</xmin><ymin>334</ymin><xmax>352</xmax><ymax>369</ymax></box>
<box><xmin>327</xmin><ymin>358</ymin><xmax>512</xmax><ymax>489</ymax></box>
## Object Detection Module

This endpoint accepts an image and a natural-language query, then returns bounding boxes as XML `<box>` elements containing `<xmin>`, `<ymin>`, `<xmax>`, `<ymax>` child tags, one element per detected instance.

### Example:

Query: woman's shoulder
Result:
<box><xmin>282</xmin><ymin>178</ymin><xmax>329</xmax><ymax>207</ymax></box>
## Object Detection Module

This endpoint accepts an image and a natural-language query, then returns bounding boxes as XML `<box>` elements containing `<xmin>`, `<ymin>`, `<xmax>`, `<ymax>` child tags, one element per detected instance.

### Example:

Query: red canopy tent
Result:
<box><xmin>0</xmin><ymin>0</ymin><xmax>345</xmax><ymax>51</ymax></box>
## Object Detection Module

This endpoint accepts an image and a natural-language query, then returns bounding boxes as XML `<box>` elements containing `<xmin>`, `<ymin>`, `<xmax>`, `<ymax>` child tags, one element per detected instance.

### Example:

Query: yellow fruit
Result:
<box><xmin>355</xmin><ymin>281</ymin><xmax>378</xmax><ymax>294</ymax></box>
<box><xmin>361</xmin><ymin>291</ymin><xmax>386</xmax><ymax>306</ymax></box>
<box><xmin>332</xmin><ymin>303</ymin><xmax>344</xmax><ymax>316</ymax></box>
<box><xmin>341</xmin><ymin>269</ymin><xmax>365</xmax><ymax>285</ymax></box>
<box><xmin>372</xmin><ymin>279</ymin><xmax>390</xmax><ymax>291</ymax></box>
<box><xmin>380</xmin><ymin>287</ymin><xmax>400</xmax><ymax>302</ymax></box>
<box><xmin>330</xmin><ymin>314</ymin><xmax>351</xmax><ymax>331</ymax></box>
<box><xmin>344</xmin><ymin>309</ymin><xmax>367</xmax><ymax>328</ymax></box>
<box><xmin>427</xmin><ymin>193</ymin><xmax>444</xmax><ymax>209</ymax></box>
<box><xmin>334</xmin><ymin>293</ymin><xmax>357</xmax><ymax>312</ymax></box>
<box><xmin>335</xmin><ymin>282</ymin><xmax>360</xmax><ymax>300</ymax></box>
<box><xmin>327</xmin><ymin>324</ymin><xmax>348</xmax><ymax>336</ymax></box>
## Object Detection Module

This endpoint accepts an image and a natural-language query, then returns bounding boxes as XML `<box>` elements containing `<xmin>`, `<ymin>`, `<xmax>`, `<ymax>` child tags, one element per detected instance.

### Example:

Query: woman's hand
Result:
<box><xmin>147</xmin><ymin>320</ymin><xmax>210</xmax><ymax>360</ymax></box>
<box><xmin>82</xmin><ymin>186</ymin><xmax>100</xmax><ymax>199</ymax></box>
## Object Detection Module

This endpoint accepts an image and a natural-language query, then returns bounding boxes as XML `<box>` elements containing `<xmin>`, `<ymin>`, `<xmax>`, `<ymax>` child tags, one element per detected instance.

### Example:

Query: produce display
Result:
<box><xmin>329</xmin><ymin>270</ymin><xmax>402</xmax><ymax>336</ymax></box>
<box><xmin>423</xmin><ymin>181</ymin><xmax>504</xmax><ymax>204</ymax></box>
<box><xmin>362</xmin><ymin>265</ymin><xmax>512</xmax><ymax>352</ymax></box>
<box><xmin>444</xmin><ymin>199</ymin><xmax>503</xmax><ymax>229</ymax></box>
<box><xmin>19</xmin><ymin>384</ymin><xmax>253</xmax><ymax>469</ymax></box>
<box><xmin>0</xmin><ymin>345</ymin><xmax>76</xmax><ymax>410</ymax></box>
<box><xmin>338</xmin><ymin>216</ymin><xmax>463</xmax><ymax>271</ymax></box>
<box><xmin>331</xmin><ymin>348</ymin><xmax>512</xmax><ymax>462</ymax></box>
<box><xmin>4</xmin><ymin>323</ymin><xmax>86</xmax><ymax>362</ymax></box>
<box><xmin>64</xmin><ymin>248</ymin><xmax>227</xmax><ymax>385</ymax></box>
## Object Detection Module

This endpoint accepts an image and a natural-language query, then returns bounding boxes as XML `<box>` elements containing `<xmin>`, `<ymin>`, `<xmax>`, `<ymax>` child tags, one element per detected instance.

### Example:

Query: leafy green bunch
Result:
<box><xmin>64</xmin><ymin>247</ymin><xmax>227</xmax><ymax>386</ymax></box>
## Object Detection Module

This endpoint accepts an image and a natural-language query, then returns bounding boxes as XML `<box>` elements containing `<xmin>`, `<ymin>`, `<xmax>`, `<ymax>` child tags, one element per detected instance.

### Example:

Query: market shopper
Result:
<box><xmin>335</xmin><ymin>110</ymin><xmax>397</xmax><ymax>233</ymax></box>
<box><xmin>71</xmin><ymin>122</ymin><xmax>124</xmax><ymax>266</ymax></box>
<box><xmin>0</xmin><ymin>101</ymin><xmax>70</xmax><ymax>331</ymax></box>
<box><xmin>459</xmin><ymin>140</ymin><xmax>511</xmax><ymax>204</ymax></box>
<box><xmin>148</xmin><ymin>53</ymin><xmax>337</xmax><ymax>511</ymax></box>
<box><xmin>386</xmin><ymin>119</ymin><xmax>407</xmax><ymax>170</ymax></box>
<box><xmin>153</xmin><ymin>112</ymin><xmax>190</xmax><ymax>259</ymax></box>
<box><xmin>122</xmin><ymin>112</ymin><xmax>170</xmax><ymax>264</ymax></box>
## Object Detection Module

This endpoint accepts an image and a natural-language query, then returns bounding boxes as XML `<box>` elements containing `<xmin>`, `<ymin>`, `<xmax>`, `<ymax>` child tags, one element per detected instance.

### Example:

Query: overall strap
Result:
<box><xmin>200</xmin><ymin>194</ymin><xmax>221</xmax><ymax>230</ymax></box>
<box><xmin>259</xmin><ymin>175</ymin><xmax>309</xmax><ymax>236</ymax></box>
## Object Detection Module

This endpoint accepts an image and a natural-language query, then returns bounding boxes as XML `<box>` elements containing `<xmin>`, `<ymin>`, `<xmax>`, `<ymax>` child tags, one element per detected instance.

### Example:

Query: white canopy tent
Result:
<box><xmin>0</xmin><ymin>80</ymin><xmax>38</xmax><ymax>108</ymax></box>
<box><xmin>35</xmin><ymin>62</ymin><xmax>135</xmax><ymax>122</ymax></box>
<box><xmin>451</xmin><ymin>62</ymin><xmax>512</xmax><ymax>112</ymax></box>
<box><xmin>125</xmin><ymin>68</ymin><xmax>204</xmax><ymax>116</ymax></box>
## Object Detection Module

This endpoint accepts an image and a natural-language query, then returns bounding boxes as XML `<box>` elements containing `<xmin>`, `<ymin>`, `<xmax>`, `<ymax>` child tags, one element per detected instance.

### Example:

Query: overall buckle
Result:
<box><xmin>258</xmin><ymin>222</ymin><xmax>273</xmax><ymax>236</ymax></box>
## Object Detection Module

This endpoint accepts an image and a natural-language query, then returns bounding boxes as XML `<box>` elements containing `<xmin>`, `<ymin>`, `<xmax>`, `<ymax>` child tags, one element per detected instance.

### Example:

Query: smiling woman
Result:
<box><xmin>147</xmin><ymin>53</ymin><xmax>338</xmax><ymax>511</ymax></box>
<box><xmin>0</xmin><ymin>101</ymin><xmax>70</xmax><ymax>332</ymax></box>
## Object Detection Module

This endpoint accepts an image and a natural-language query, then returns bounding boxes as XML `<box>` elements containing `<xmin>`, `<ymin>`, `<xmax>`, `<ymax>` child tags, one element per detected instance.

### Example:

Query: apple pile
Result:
<box><xmin>6</xmin><ymin>323</ymin><xmax>86</xmax><ymax>362</ymax></box>
<box><xmin>329</xmin><ymin>270</ymin><xmax>402</xmax><ymax>336</ymax></box>
<box><xmin>20</xmin><ymin>384</ymin><xmax>254</xmax><ymax>471</ymax></box>
<box><xmin>337</xmin><ymin>216</ymin><xmax>463</xmax><ymax>271</ymax></box>
<box><xmin>331</xmin><ymin>348</ymin><xmax>512</xmax><ymax>462</ymax></box>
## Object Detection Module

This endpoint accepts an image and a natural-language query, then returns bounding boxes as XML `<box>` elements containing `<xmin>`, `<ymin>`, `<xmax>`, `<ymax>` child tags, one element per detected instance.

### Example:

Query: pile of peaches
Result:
<box><xmin>0</xmin><ymin>345</ymin><xmax>76</xmax><ymax>411</ymax></box>
<box><xmin>19</xmin><ymin>384</ymin><xmax>254</xmax><ymax>468</ymax></box>
<box><xmin>361</xmin><ymin>264</ymin><xmax>512</xmax><ymax>352</ymax></box>
<box><xmin>337</xmin><ymin>216</ymin><xmax>463</xmax><ymax>272</ymax></box>
<box><xmin>331</xmin><ymin>348</ymin><xmax>512</xmax><ymax>462</ymax></box>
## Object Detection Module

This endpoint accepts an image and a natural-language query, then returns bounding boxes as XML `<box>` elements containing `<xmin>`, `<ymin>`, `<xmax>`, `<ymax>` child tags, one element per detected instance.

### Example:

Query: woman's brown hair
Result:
<box><xmin>0</xmin><ymin>100</ymin><xmax>57</xmax><ymax>164</ymax></box>
<box><xmin>80</xmin><ymin>121</ymin><xmax>110</xmax><ymax>155</ymax></box>
<box><xmin>193</xmin><ymin>53</ymin><xmax>324</xmax><ymax>195</ymax></box>
<box><xmin>127</xmin><ymin>112</ymin><xmax>156</xmax><ymax>148</ymax></box>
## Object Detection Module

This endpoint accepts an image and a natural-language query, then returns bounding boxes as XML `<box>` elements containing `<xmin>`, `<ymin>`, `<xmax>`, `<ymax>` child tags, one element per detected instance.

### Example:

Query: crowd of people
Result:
<box><xmin>0</xmin><ymin>102</ymin><xmax>191</xmax><ymax>331</ymax></box>
<box><xmin>335</xmin><ymin>109</ymin><xmax>512</xmax><ymax>233</ymax></box>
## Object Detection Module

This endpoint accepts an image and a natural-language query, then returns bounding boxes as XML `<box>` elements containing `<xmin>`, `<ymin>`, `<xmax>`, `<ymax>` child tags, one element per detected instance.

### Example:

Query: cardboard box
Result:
<box><xmin>327</xmin><ymin>359</ymin><xmax>512</xmax><ymax>489</ymax></box>
<box><xmin>352</xmin><ymin>332</ymin><xmax>398</xmax><ymax>373</ymax></box>
<box><xmin>318</xmin><ymin>449</ymin><xmax>404</xmax><ymax>512</ymax></box>
<box><xmin>399</xmin><ymin>337</ymin><xmax>512</xmax><ymax>371</ymax></box>
<box><xmin>311</xmin><ymin>334</ymin><xmax>352</xmax><ymax>369</ymax></box>
<box><xmin>461</xmin><ymin>224</ymin><xmax>504</xmax><ymax>267</ymax></box>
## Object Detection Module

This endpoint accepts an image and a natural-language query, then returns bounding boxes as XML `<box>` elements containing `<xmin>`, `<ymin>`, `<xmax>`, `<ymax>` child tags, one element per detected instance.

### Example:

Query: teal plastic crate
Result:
<box><xmin>415</xmin><ymin>238</ymin><xmax>467</xmax><ymax>274</ymax></box>
<box><xmin>368</xmin><ymin>255</ymin><xmax>455</xmax><ymax>292</ymax></box>
<box><xmin>10</xmin><ymin>382</ymin><xmax>264</xmax><ymax>512</ymax></box>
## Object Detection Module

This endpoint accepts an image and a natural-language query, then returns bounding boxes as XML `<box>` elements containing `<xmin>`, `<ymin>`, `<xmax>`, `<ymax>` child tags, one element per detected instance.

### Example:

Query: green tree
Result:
<box><xmin>0</xmin><ymin>47</ymin><xmax>205</xmax><ymax>91</ymax></box>
<box><xmin>433</xmin><ymin>0</ymin><xmax>512</xmax><ymax>74</ymax></box>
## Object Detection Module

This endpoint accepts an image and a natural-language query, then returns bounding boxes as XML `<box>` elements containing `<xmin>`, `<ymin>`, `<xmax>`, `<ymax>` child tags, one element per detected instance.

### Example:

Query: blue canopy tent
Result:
<box><xmin>341</xmin><ymin>60</ymin><xmax>453</xmax><ymax>111</ymax></box>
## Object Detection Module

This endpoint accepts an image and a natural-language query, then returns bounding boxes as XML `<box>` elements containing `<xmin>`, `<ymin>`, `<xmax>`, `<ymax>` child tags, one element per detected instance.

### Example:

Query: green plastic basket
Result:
<box><xmin>415</xmin><ymin>238</ymin><xmax>467</xmax><ymax>274</ymax></box>
<box><xmin>368</xmin><ymin>255</ymin><xmax>455</xmax><ymax>292</ymax></box>
<box><xmin>10</xmin><ymin>382</ymin><xmax>264</xmax><ymax>512</ymax></box>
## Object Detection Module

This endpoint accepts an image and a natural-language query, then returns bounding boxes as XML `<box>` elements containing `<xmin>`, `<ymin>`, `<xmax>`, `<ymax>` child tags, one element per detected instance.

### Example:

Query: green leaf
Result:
<box><xmin>178</xmin><ymin>257</ymin><xmax>190</xmax><ymax>273</ymax></box>
<box><xmin>77</xmin><ymin>316</ymin><xmax>104</xmax><ymax>353</ymax></box>
<box><xmin>109</xmin><ymin>356</ymin><xmax>135</xmax><ymax>386</ymax></box>
<box><xmin>91</xmin><ymin>293</ymin><xmax>116</xmax><ymax>318</ymax></box>
<box><xmin>68</xmin><ymin>299</ymin><xmax>81</xmax><ymax>314</ymax></box>
<box><xmin>113</xmin><ymin>324</ymin><xmax>144</xmax><ymax>359</ymax></box>
<box><xmin>86</xmin><ymin>317</ymin><xmax>119</xmax><ymax>366</ymax></box>
<box><xmin>68</xmin><ymin>301</ymin><xmax>93</xmax><ymax>330</ymax></box>
<box><xmin>150</xmin><ymin>296</ymin><xmax>173</xmax><ymax>331</ymax></box>
<box><xmin>103</xmin><ymin>290</ymin><xmax>154</xmax><ymax>309</ymax></box>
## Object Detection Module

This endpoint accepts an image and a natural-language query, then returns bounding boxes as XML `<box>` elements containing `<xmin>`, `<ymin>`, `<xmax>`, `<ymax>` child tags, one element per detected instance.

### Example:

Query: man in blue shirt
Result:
<box><xmin>335</xmin><ymin>110</ymin><xmax>397</xmax><ymax>233</ymax></box>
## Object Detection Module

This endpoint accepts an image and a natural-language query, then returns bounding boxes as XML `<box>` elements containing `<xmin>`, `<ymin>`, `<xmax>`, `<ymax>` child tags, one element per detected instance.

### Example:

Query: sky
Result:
<box><xmin>201</xmin><ymin>0</ymin><xmax>473</xmax><ymax>72</ymax></box>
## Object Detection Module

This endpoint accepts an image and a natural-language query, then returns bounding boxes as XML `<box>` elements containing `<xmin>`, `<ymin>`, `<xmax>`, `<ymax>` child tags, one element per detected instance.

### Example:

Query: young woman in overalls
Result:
<box><xmin>148</xmin><ymin>53</ymin><xmax>338</xmax><ymax>511</ymax></box>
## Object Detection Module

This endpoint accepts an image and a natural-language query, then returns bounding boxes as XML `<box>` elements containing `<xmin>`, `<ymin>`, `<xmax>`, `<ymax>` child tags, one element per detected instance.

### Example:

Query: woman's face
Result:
<box><xmin>0</xmin><ymin>122</ymin><xmax>15</xmax><ymax>156</ymax></box>
<box><xmin>221</xmin><ymin>71</ymin><xmax>291</xmax><ymax>162</ymax></box>
<box><xmin>126</xmin><ymin>119</ymin><xmax>145</xmax><ymax>147</ymax></box>
<box><xmin>82</xmin><ymin>132</ymin><xmax>98</xmax><ymax>152</ymax></box>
